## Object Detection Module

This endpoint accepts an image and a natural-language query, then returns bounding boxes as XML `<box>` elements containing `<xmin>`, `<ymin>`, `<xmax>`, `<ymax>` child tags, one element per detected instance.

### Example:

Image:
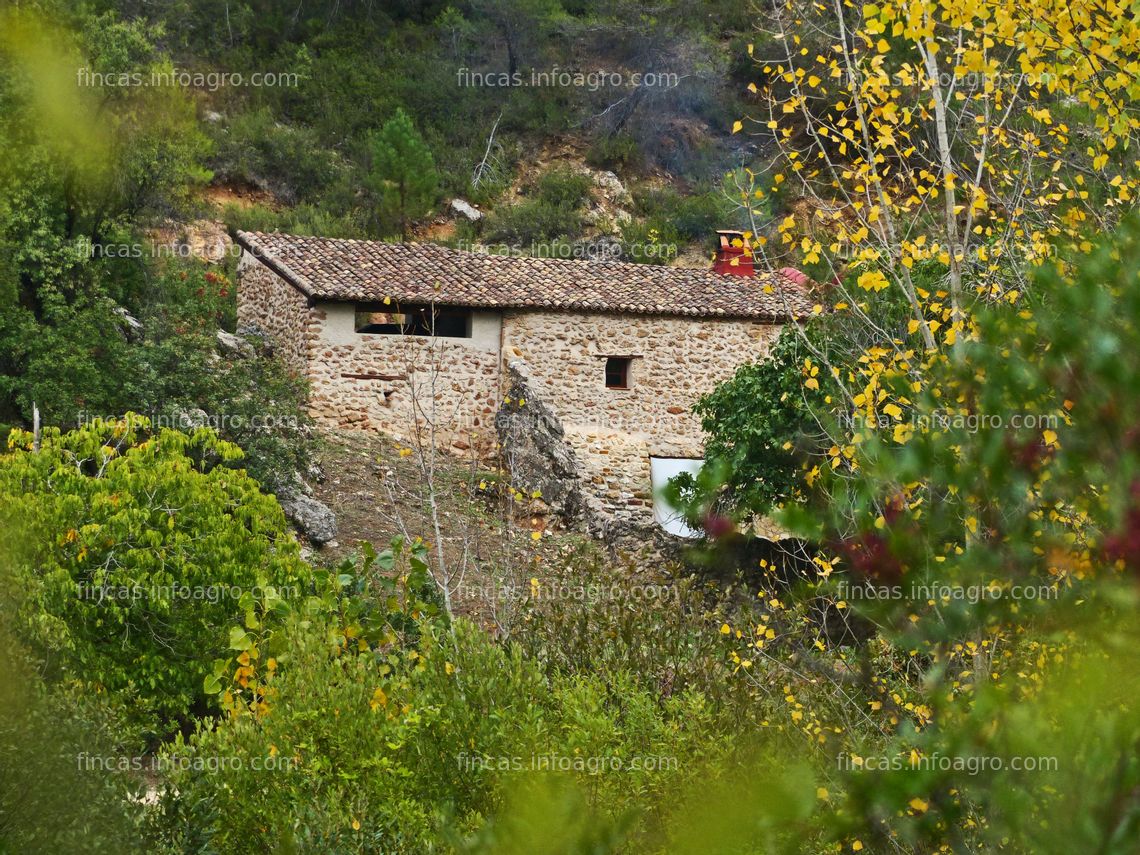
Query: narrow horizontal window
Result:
<box><xmin>355</xmin><ymin>304</ymin><xmax>472</xmax><ymax>338</ymax></box>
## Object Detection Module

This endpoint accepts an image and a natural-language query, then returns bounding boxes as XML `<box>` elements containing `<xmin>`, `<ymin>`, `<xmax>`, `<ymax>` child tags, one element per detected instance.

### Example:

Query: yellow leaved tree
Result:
<box><xmin>735</xmin><ymin>0</ymin><xmax>1140</xmax><ymax>351</ymax></box>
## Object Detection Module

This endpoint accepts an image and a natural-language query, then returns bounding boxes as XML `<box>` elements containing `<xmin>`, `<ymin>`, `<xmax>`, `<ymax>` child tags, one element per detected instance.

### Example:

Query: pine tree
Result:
<box><xmin>369</xmin><ymin>108</ymin><xmax>439</xmax><ymax>241</ymax></box>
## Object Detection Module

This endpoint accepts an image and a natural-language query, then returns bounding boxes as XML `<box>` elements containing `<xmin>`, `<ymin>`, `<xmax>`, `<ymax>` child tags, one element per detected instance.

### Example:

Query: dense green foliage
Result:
<box><xmin>483</xmin><ymin>167</ymin><xmax>593</xmax><ymax>246</ymax></box>
<box><xmin>0</xmin><ymin>419</ymin><xmax>310</xmax><ymax>736</ymax></box>
<box><xmin>0</xmin><ymin>10</ymin><xmax>313</xmax><ymax>489</ymax></box>
<box><xmin>0</xmin><ymin>620</ymin><xmax>145</xmax><ymax>853</ymax></box>
<box><xmin>671</xmin><ymin>323</ymin><xmax>836</xmax><ymax>521</ymax></box>
<box><xmin>2</xmin><ymin>1</ymin><xmax>1140</xmax><ymax>853</ymax></box>
<box><xmin>3</xmin><ymin>227</ymin><xmax>1140</xmax><ymax>853</ymax></box>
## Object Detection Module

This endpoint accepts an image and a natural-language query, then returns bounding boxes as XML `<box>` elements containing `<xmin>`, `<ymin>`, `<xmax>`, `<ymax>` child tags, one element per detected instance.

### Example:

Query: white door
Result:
<box><xmin>649</xmin><ymin>457</ymin><xmax>704</xmax><ymax>538</ymax></box>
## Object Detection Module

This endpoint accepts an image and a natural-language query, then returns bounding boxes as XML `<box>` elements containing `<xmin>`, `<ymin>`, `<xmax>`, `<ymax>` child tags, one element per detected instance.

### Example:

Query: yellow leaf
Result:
<box><xmin>732</xmin><ymin>120</ymin><xmax>743</xmax><ymax>134</ymax></box>
<box><xmin>909</xmin><ymin>797</ymin><xmax>929</xmax><ymax>813</ymax></box>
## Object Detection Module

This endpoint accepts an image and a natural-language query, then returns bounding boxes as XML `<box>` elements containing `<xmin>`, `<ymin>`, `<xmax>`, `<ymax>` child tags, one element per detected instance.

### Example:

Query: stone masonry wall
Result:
<box><xmin>500</xmin><ymin>310</ymin><xmax>782</xmax><ymax>525</ymax></box>
<box><xmin>238</xmin><ymin>250</ymin><xmax>785</xmax><ymax>532</ymax></box>
<box><xmin>306</xmin><ymin>303</ymin><xmax>502</xmax><ymax>458</ymax></box>
<box><xmin>236</xmin><ymin>250</ymin><xmax>319</xmax><ymax>375</ymax></box>
<box><xmin>237</xmin><ymin>254</ymin><xmax>502</xmax><ymax>457</ymax></box>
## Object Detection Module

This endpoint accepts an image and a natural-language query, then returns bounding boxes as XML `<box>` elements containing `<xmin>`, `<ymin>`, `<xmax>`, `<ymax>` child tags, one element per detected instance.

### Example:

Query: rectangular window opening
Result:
<box><xmin>355</xmin><ymin>304</ymin><xmax>472</xmax><ymax>338</ymax></box>
<box><xmin>605</xmin><ymin>356</ymin><xmax>632</xmax><ymax>389</ymax></box>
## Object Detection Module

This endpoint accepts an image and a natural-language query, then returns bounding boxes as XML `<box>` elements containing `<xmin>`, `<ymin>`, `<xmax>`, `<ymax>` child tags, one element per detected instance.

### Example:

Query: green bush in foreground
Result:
<box><xmin>0</xmin><ymin>417</ymin><xmax>310</xmax><ymax>737</ymax></box>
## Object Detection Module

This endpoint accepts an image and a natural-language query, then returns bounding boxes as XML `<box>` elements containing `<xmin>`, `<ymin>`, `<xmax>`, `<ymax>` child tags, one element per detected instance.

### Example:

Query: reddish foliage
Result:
<box><xmin>702</xmin><ymin>512</ymin><xmax>736</xmax><ymax>541</ymax></box>
<box><xmin>1102</xmin><ymin>480</ymin><xmax>1140</xmax><ymax>572</ymax></box>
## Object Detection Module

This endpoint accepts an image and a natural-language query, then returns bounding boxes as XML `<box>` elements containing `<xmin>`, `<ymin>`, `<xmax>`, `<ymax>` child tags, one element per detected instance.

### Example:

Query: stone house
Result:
<box><xmin>235</xmin><ymin>230</ymin><xmax>812</xmax><ymax>533</ymax></box>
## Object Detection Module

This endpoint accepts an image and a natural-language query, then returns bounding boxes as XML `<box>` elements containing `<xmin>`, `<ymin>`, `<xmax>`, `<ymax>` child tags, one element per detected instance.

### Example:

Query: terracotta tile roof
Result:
<box><xmin>235</xmin><ymin>230</ymin><xmax>813</xmax><ymax>321</ymax></box>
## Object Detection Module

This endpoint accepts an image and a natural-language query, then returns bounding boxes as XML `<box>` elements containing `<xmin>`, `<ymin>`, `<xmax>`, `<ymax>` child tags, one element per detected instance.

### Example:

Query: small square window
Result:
<box><xmin>605</xmin><ymin>357</ymin><xmax>632</xmax><ymax>389</ymax></box>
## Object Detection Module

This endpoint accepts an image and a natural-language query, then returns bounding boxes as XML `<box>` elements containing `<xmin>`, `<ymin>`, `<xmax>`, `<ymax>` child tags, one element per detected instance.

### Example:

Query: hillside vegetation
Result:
<box><xmin>4</xmin><ymin>0</ymin><xmax>1140</xmax><ymax>853</ymax></box>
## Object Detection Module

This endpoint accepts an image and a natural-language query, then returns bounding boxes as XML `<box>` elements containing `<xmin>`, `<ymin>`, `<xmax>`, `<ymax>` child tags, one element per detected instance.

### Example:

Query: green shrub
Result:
<box><xmin>145</xmin><ymin>541</ymin><xmax>737</xmax><ymax>853</ymax></box>
<box><xmin>483</xmin><ymin>199</ymin><xmax>584</xmax><ymax>246</ymax></box>
<box><xmin>618</xmin><ymin>218</ymin><xmax>683</xmax><ymax>265</ymax></box>
<box><xmin>221</xmin><ymin>201</ymin><xmax>369</xmax><ymax>240</ymax></box>
<box><xmin>209</xmin><ymin>108</ymin><xmax>341</xmax><ymax>205</ymax></box>
<box><xmin>0</xmin><ymin>418</ymin><xmax>311</xmax><ymax>737</ymax></box>
<box><xmin>535</xmin><ymin>167</ymin><xmax>593</xmax><ymax>209</ymax></box>
<box><xmin>483</xmin><ymin>167</ymin><xmax>596</xmax><ymax>247</ymax></box>
<box><xmin>631</xmin><ymin>186</ymin><xmax>734</xmax><ymax>242</ymax></box>
<box><xmin>586</xmin><ymin>133</ymin><xmax>642</xmax><ymax>171</ymax></box>
<box><xmin>0</xmin><ymin>547</ymin><xmax>147</xmax><ymax>854</ymax></box>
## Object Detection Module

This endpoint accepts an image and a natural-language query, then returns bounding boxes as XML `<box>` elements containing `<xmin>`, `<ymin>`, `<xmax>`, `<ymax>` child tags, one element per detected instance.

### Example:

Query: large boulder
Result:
<box><xmin>280</xmin><ymin>493</ymin><xmax>338</xmax><ymax>546</ymax></box>
<box><xmin>216</xmin><ymin>330</ymin><xmax>255</xmax><ymax>359</ymax></box>
<box><xmin>496</xmin><ymin>361</ymin><xmax>589</xmax><ymax>524</ymax></box>
<box><xmin>450</xmin><ymin>198</ymin><xmax>483</xmax><ymax>221</ymax></box>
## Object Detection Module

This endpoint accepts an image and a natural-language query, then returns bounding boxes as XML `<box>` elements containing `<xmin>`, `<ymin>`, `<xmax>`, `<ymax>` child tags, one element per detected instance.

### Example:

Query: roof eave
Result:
<box><xmin>235</xmin><ymin>231</ymin><xmax>316</xmax><ymax>299</ymax></box>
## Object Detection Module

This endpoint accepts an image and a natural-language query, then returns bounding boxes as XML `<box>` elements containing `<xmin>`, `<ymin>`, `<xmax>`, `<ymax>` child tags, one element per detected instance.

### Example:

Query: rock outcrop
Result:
<box><xmin>496</xmin><ymin>360</ymin><xmax>590</xmax><ymax>525</ymax></box>
<box><xmin>449</xmin><ymin>198</ymin><xmax>483</xmax><ymax>221</ymax></box>
<box><xmin>280</xmin><ymin>492</ymin><xmax>338</xmax><ymax>546</ymax></box>
<box><xmin>216</xmin><ymin>329</ymin><xmax>256</xmax><ymax>359</ymax></box>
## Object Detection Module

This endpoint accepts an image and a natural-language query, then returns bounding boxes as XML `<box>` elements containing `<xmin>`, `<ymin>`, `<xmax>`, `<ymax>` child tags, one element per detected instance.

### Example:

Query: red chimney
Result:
<box><xmin>713</xmin><ymin>230</ymin><xmax>754</xmax><ymax>276</ymax></box>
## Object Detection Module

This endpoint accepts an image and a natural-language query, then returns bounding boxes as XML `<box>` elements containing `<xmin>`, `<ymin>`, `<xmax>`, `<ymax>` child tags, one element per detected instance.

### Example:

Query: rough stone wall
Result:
<box><xmin>237</xmin><ymin>255</ymin><xmax>502</xmax><ymax>457</ymax></box>
<box><xmin>500</xmin><ymin>309</ymin><xmax>782</xmax><ymax>524</ymax></box>
<box><xmin>238</xmin><ymin>250</ymin><xmax>786</xmax><ymax>533</ymax></box>
<box><xmin>236</xmin><ymin>251</ymin><xmax>319</xmax><ymax>375</ymax></box>
<box><xmin>306</xmin><ymin>304</ymin><xmax>502</xmax><ymax>458</ymax></box>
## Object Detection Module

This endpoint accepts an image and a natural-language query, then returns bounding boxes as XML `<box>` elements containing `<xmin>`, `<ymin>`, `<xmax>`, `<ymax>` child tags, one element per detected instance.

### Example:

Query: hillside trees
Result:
<box><xmin>369</xmin><ymin>108</ymin><xmax>440</xmax><ymax>240</ymax></box>
<box><xmin>695</xmin><ymin>0</ymin><xmax>1140</xmax><ymax>529</ymax></box>
<box><xmin>702</xmin><ymin>217</ymin><xmax>1140</xmax><ymax>854</ymax></box>
<box><xmin>736</xmin><ymin>0</ymin><xmax>1140</xmax><ymax>353</ymax></box>
<box><xmin>0</xmin><ymin>9</ymin><xmax>209</xmax><ymax>426</ymax></box>
<box><xmin>467</xmin><ymin>0</ymin><xmax>566</xmax><ymax>78</ymax></box>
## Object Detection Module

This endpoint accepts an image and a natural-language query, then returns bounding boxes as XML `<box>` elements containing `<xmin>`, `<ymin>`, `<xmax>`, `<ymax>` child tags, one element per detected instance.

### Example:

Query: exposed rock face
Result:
<box><xmin>279</xmin><ymin>492</ymin><xmax>338</xmax><ymax>545</ymax></box>
<box><xmin>450</xmin><ymin>198</ymin><xmax>483</xmax><ymax>221</ymax></box>
<box><xmin>497</xmin><ymin>361</ymin><xmax>590</xmax><ymax>525</ymax></box>
<box><xmin>593</xmin><ymin>169</ymin><xmax>629</xmax><ymax>203</ymax></box>
<box><xmin>149</xmin><ymin>219</ymin><xmax>233</xmax><ymax>263</ymax></box>
<box><xmin>216</xmin><ymin>329</ymin><xmax>256</xmax><ymax>359</ymax></box>
<box><xmin>113</xmin><ymin>307</ymin><xmax>144</xmax><ymax>342</ymax></box>
<box><xmin>236</xmin><ymin>323</ymin><xmax>274</xmax><ymax>356</ymax></box>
